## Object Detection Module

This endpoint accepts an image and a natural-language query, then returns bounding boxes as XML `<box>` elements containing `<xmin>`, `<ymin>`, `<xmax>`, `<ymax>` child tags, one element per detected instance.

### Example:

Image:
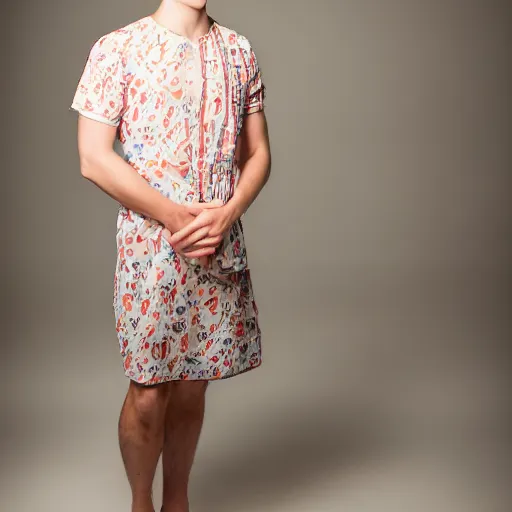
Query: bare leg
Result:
<box><xmin>161</xmin><ymin>380</ymin><xmax>209</xmax><ymax>512</ymax></box>
<box><xmin>119</xmin><ymin>380</ymin><xmax>172</xmax><ymax>512</ymax></box>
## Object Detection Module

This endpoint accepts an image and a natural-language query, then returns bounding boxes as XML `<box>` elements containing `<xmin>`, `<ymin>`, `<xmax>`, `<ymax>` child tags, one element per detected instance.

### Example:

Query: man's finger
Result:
<box><xmin>181</xmin><ymin>235</ymin><xmax>223</xmax><ymax>253</ymax></box>
<box><xmin>187</xmin><ymin>235</ymin><xmax>223</xmax><ymax>249</ymax></box>
<box><xmin>181</xmin><ymin>246</ymin><xmax>216</xmax><ymax>259</ymax></box>
<box><xmin>169</xmin><ymin>214</ymin><xmax>210</xmax><ymax>244</ymax></box>
<box><xmin>175</xmin><ymin>226</ymin><xmax>210</xmax><ymax>251</ymax></box>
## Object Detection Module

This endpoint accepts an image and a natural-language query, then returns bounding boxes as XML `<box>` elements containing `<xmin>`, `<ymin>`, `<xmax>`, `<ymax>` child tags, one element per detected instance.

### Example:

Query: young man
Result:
<box><xmin>70</xmin><ymin>1</ymin><xmax>271</xmax><ymax>510</ymax></box>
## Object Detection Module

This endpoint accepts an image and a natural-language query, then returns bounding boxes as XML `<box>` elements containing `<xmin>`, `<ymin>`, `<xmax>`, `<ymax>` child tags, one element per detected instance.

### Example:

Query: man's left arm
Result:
<box><xmin>226</xmin><ymin>110</ymin><xmax>272</xmax><ymax>219</ymax></box>
<box><xmin>169</xmin><ymin>111</ymin><xmax>271</xmax><ymax>250</ymax></box>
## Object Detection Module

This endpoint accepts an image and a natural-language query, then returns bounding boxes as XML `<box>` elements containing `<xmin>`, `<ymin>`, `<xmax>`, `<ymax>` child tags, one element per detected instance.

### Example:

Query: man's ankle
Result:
<box><xmin>161</xmin><ymin>499</ymin><xmax>189</xmax><ymax>512</ymax></box>
<box><xmin>131</xmin><ymin>496</ymin><xmax>154</xmax><ymax>512</ymax></box>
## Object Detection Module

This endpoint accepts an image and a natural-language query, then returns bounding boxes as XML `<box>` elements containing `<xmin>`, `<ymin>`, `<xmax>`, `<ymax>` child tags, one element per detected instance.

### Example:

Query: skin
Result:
<box><xmin>76</xmin><ymin>2</ymin><xmax>271</xmax><ymax>510</ymax></box>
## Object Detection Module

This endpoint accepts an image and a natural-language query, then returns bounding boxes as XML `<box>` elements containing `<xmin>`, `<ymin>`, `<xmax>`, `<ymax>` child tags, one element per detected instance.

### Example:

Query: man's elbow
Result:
<box><xmin>78</xmin><ymin>149</ymin><xmax>106</xmax><ymax>180</ymax></box>
<box><xmin>79</xmin><ymin>155</ymin><xmax>95</xmax><ymax>179</ymax></box>
<box><xmin>263</xmin><ymin>149</ymin><xmax>272</xmax><ymax>183</ymax></box>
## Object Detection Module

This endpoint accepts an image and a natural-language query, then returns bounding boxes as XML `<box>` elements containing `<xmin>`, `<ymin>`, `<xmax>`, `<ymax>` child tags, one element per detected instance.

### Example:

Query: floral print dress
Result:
<box><xmin>70</xmin><ymin>15</ymin><xmax>265</xmax><ymax>384</ymax></box>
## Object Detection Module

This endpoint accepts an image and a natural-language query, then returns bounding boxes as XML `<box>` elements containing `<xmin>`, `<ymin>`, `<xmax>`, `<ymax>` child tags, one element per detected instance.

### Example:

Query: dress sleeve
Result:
<box><xmin>244</xmin><ymin>46</ymin><xmax>266</xmax><ymax>115</ymax></box>
<box><xmin>70</xmin><ymin>34</ymin><xmax>126</xmax><ymax>127</ymax></box>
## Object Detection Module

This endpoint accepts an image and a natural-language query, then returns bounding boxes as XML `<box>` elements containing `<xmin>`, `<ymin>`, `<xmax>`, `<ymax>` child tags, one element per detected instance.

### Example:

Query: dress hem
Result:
<box><xmin>123</xmin><ymin>333</ymin><xmax>263</xmax><ymax>386</ymax></box>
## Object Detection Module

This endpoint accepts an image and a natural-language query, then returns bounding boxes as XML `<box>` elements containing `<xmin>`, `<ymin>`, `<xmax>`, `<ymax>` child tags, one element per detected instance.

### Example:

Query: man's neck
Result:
<box><xmin>152</xmin><ymin>1</ymin><xmax>210</xmax><ymax>42</ymax></box>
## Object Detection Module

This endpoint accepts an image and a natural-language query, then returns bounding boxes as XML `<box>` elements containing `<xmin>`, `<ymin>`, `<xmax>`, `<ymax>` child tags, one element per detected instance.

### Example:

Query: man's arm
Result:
<box><xmin>227</xmin><ymin>110</ymin><xmax>272</xmax><ymax>219</ymax></box>
<box><xmin>168</xmin><ymin>110</ymin><xmax>271</xmax><ymax>250</ymax></box>
<box><xmin>76</xmin><ymin>115</ymin><xmax>204</xmax><ymax>239</ymax></box>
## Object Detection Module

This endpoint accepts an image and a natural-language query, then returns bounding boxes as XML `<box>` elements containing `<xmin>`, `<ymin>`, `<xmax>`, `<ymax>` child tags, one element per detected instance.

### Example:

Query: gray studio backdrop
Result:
<box><xmin>2</xmin><ymin>1</ymin><xmax>511</xmax><ymax>511</ymax></box>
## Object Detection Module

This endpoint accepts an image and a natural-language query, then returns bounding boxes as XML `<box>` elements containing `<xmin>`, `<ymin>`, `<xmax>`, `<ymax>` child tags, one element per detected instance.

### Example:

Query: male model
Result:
<box><xmin>70</xmin><ymin>1</ymin><xmax>271</xmax><ymax>510</ymax></box>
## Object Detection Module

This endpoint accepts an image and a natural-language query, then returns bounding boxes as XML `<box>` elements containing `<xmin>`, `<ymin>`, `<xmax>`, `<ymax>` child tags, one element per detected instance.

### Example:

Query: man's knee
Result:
<box><xmin>128</xmin><ymin>381</ymin><xmax>171</xmax><ymax>424</ymax></box>
<box><xmin>171</xmin><ymin>380</ymin><xmax>209</xmax><ymax>404</ymax></box>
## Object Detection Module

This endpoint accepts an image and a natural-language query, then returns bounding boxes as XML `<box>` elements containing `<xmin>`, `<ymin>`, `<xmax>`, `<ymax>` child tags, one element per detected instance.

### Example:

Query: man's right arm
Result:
<box><xmin>76</xmin><ymin>114</ymin><xmax>195</xmax><ymax>230</ymax></box>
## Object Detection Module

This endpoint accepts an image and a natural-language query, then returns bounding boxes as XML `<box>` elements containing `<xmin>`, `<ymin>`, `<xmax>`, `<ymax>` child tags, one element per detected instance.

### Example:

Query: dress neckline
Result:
<box><xmin>147</xmin><ymin>14</ymin><xmax>217</xmax><ymax>45</ymax></box>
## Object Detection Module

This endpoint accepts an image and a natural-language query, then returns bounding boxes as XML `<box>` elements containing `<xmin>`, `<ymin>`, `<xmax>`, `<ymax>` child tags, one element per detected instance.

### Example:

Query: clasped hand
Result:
<box><xmin>163</xmin><ymin>198</ymin><xmax>237</xmax><ymax>260</ymax></box>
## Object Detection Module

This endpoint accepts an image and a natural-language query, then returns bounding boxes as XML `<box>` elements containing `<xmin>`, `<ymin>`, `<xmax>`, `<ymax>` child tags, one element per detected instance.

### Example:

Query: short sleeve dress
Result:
<box><xmin>70</xmin><ymin>16</ymin><xmax>265</xmax><ymax>384</ymax></box>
